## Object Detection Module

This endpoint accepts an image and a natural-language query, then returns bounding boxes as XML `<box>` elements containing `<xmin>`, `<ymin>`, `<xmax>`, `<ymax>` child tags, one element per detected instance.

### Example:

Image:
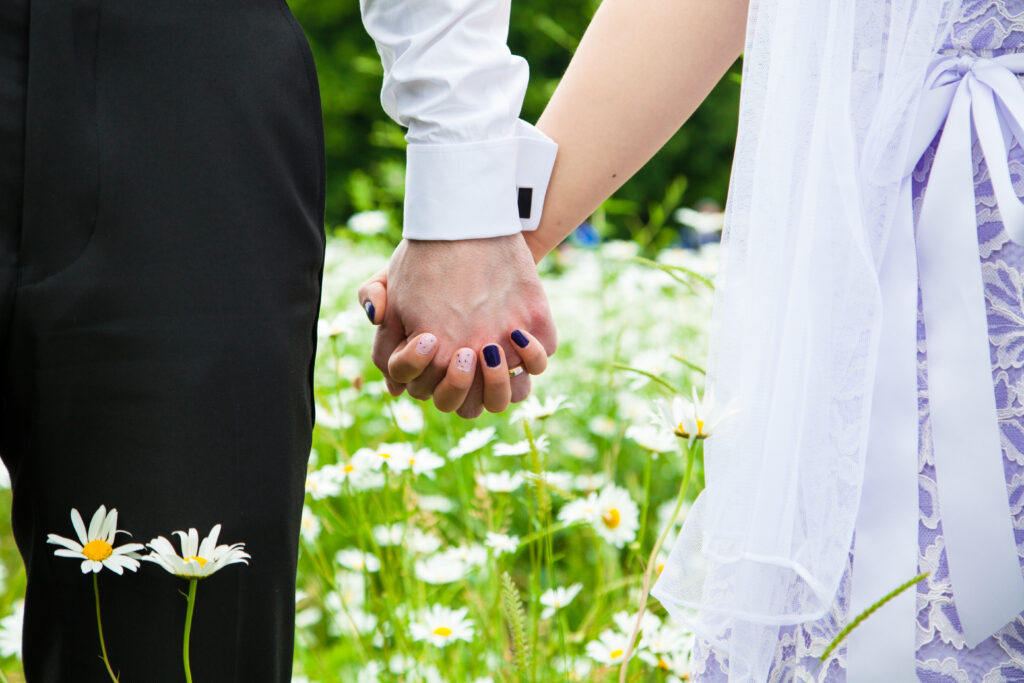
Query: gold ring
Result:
<box><xmin>509</xmin><ymin>365</ymin><xmax>525</xmax><ymax>378</ymax></box>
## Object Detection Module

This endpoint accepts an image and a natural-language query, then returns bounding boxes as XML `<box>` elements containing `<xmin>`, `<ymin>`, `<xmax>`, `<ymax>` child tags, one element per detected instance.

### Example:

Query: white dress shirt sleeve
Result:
<box><xmin>359</xmin><ymin>0</ymin><xmax>558</xmax><ymax>240</ymax></box>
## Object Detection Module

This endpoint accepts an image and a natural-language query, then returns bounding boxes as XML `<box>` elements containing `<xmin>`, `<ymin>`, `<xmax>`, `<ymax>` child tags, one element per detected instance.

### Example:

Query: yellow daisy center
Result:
<box><xmin>379</xmin><ymin>452</ymin><xmax>391</xmax><ymax>459</ymax></box>
<box><xmin>674</xmin><ymin>422</ymin><xmax>690</xmax><ymax>438</ymax></box>
<box><xmin>658</xmin><ymin>658</ymin><xmax>670</xmax><ymax>670</ymax></box>
<box><xmin>184</xmin><ymin>555</ymin><xmax>209</xmax><ymax>568</ymax></box>
<box><xmin>344</xmin><ymin>464</ymin><xmax>355</xmax><ymax>473</ymax></box>
<box><xmin>610</xmin><ymin>648</ymin><xmax>624</xmax><ymax>660</ymax></box>
<box><xmin>657</xmin><ymin>562</ymin><xmax>665</xmax><ymax>575</ymax></box>
<box><xmin>602</xmin><ymin>507</ymin><xmax>621</xmax><ymax>529</ymax></box>
<box><xmin>82</xmin><ymin>539</ymin><xmax>113</xmax><ymax>562</ymax></box>
<box><xmin>696</xmin><ymin>418</ymin><xmax>707</xmax><ymax>437</ymax></box>
<box><xmin>433</xmin><ymin>626</ymin><xmax>452</xmax><ymax>637</ymax></box>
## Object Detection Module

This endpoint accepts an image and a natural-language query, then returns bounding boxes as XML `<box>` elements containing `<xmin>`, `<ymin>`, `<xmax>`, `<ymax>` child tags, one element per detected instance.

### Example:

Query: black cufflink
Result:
<box><xmin>518</xmin><ymin>187</ymin><xmax>533</xmax><ymax>219</ymax></box>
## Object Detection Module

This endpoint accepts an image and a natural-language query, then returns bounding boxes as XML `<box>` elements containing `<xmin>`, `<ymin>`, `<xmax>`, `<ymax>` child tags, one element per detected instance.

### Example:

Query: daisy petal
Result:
<box><xmin>71</xmin><ymin>509</ymin><xmax>88</xmax><ymax>546</ymax></box>
<box><xmin>87</xmin><ymin>505</ymin><xmax>106</xmax><ymax>541</ymax></box>
<box><xmin>46</xmin><ymin>534</ymin><xmax>83</xmax><ymax>553</ymax></box>
<box><xmin>100</xmin><ymin>508</ymin><xmax>118</xmax><ymax>543</ymax></box>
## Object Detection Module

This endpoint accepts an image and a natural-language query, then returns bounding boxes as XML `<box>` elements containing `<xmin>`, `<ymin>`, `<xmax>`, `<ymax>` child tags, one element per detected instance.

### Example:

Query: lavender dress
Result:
<box><xmin>692</xmin><ymin>3</ymin><xmax>1024</xmax><ymax>680</ymax></box>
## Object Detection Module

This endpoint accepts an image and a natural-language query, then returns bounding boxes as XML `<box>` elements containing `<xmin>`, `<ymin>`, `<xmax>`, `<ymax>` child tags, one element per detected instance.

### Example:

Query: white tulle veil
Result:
<box><xmin>651</xmin><ymin>0</ymin><xmax>962</xmax><ymax>679</ymax></box>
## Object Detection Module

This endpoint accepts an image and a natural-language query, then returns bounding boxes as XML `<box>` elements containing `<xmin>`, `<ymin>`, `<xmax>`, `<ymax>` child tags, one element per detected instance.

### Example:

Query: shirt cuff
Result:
<box><xmin>402</xmin><ymin>120</ymin><xmax>558</xmax><ymax>240</ymax></box>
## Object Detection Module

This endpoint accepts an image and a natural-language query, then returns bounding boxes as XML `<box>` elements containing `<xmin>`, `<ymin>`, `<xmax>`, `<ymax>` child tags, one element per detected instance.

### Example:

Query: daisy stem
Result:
<box><xmin>635</xmin><ymin>453</ymin><xmax>653</xmax><ymax>558</ymax></box>
<box><xmin>183</xmin><ymin>578</ymin><xmax>197</xmax><ymax>683</ymax></box>
<box><xmin>618</xmin><ymin>437</ymin><xmax>700</xmax><ymax>683</ymax></box>
<box><xmin>93</xmin><ymin>573</ymin><xmax>119</xmax><ymax>682</ymax></box>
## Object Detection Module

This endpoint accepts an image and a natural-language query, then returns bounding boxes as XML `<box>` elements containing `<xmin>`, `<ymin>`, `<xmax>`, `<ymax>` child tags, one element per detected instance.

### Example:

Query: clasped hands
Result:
<box><xmin>357</xmin><ymin>233</ymin><xmax>556</xmax><ymax>419</ymax></box>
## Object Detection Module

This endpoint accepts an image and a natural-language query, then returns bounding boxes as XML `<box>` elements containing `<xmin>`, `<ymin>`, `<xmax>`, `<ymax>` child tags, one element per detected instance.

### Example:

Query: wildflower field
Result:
<box><xmin>294</xmin><ymin>232</ymin><xmax>716</xmax><ymax>682</ymax></box>
<box><xmin>0</xmin><ymin>232</ymin><xmax>719</xmax><ymax>682</ymax></box>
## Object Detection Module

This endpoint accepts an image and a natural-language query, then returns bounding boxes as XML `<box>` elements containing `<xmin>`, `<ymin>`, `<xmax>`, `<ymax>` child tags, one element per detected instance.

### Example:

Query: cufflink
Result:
<box><xmin>518</xmin><ymin>187</ymin><xmax>533</xmax><ymax>219</ymax></box>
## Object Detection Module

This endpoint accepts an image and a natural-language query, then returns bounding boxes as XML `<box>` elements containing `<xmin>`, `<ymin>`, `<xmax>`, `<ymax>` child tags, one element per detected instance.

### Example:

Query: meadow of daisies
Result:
<box><xmin>0</xmin><ymin>227</ymin><xmax>719</xmax><ymax>682</ymax></box>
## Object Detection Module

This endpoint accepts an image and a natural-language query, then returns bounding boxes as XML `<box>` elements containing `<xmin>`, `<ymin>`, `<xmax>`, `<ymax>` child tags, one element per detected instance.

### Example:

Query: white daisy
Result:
<box><xmin>409</xmin><ymin>604</ymin><xmax>475</xmax><ymax>648</ymax></box>
<box><xmin>413</xmin><ymin>553</ymin><xmax>468</xmax><ymax>584</ymax></box>
<box><xmin>625</xmin><ymin>423</ymin><xmax>677</xmax><ymax>454</ymax></box>
<box><xmin>493</xmin><ymin>434</ymin><xmax>549</xmax><ymax>457</ymax></box>
<box><xmin>317</xmin><ymin>311</ymin><xmax>357</xmax><ymax>339</ymax></box>
<box><xmin>300</xmin><ymin>505</ymin><xmax>321</xmax><ymax>543</ymax></box>
<box><xmin>584</xmin><ymin>629</ymin><xmax>634</xmax><ymax>665</ymax></box>
<box><xmin>557</xmin><ymin>493</ymin><xmax>600</xmax><ymax>525</ymax></box>
<box><xmin>143</xmin><ymin>524</ymin><xmax>250</xmax><ymax>579</ymax></box>
<box><xmin>408</xmin><ymin>448</ymin><xmax>446</xmax><ymax>477</ymax></box>
<box><xmin>565</xmin><ymin>437</ymin><xmax>598</xmax><ymax>460</ymax></box>
<box><xmin>448</xmin><ymin>427</ymin><xmax>496</xmax><ymax>460</ymax></box>
<box><xmin>314</xmin><ymin>399</ymin><xmax>354</xmax><ymax>430</ymax></box>
<box><xmin>366</xmin><ymin>442</ymin><xmax>415</xmax><ymax>473</ymax></box>
<box><xmin>639</xmin><ymin>622</ymin><xmax>692</xmax><ymax>658</ymax></box>
<box><xmin>555</xmin><ymin>656</ymin><xmax>592</xmax><ymax>682</ymax></box>
<box><xmin>340</xmin><ymin>450</ymin><xmax>386</xmax><ymax>490</ymax></box>
<box><xmin>523</xmin><ymin>470</ymin><xmax>574</xmax><ymax>494</ymax></box>
<box><xmin>335</xmin><ymin>549</ymin><xmax>381</xmax><ymax>573</ymax></box>
<box><xmin>475</xmin><ymin>470</ymin><xmax>524</xmax><ymax>493</ymax></box>
<box><xmin>592</xmin><ymin>484</ymin><xmax>640</xmax><ymax>548</ymax></box>
<box><xmin>389</xmin><ymin>397</ymin><xmax>424</xmax><ymax>434</ymax></box>
<box><xmin>587</xmin><ymin>416</ymin><xmax>618</xmax><ymax>438</ymax></box>
<box><xmin>356</xmin><ymin>660</ymin><xmax>386</xmax><ymax>683</ymax></box>
<box><xmin>305</xmin><ymin>465</ymin><xmax>342</xmax><ymax>500</ymax></box>
<box><xmin>0</xmin><ymin>600</ymin><xmax>23</xmax><ymax>658</ymax></box>
<box><xmin>405</xmin><ymin>529</ymin><xmax>443</xmax><ymax>555</ymax></box>
<box><xmin>612</xmin><ymin>609</ymin><xmax>663</xmax><ymax>639</ymax></box>
<box><xmin>484</xmin><ymin>532</ymin><xmax>519</xmax><ymax>556</ymax></box>
<box><xmin>446</xmin><ymin>544</ymin><xmax>488</xmax><ymax>568</ymax></box>
<box><xmin>372</xmin><ymin>523</ymin><xmax>405</xmax><ymax>547</ymax></box>
<box><xmin>511</xmin><ymin>394</ymin><xmax>570</xmax><ymax>422</ymax></box>
<box><xmin>657</xmin><ymin>386</ymin><xmax>731</xmax><ymax>442</ymax></box>
<box><xmin>46</xmin><ymin>506</ymin><xmax>145</xmax><ymax>575</ymax></box>
<box><xmin>325</xmin><ymin>598</ymin><xmax>378</xmax><ymax>636</ymax></box>
<box><xmin>573</xmin><ymin>472</ymin><xmax>608</xmax><ymax>491</ymax></box>
<box><xmin>347</xmin><ymin>210</ymin><xmax>389</xmax><ymax>235</ymax></box>
<box><xmin>539</xmin><ymin>583</ymin><xmax>583</xmax><ymax>619</ymax></box>
<box><xmin>334</xmin><ymin>570</ymin><xmax>367</xmax><ymax>609</ymax></box>
<box><xmin>638</xmin><ymin>649</ymin><xmax>691</xmax><ymax>676</ymax></box>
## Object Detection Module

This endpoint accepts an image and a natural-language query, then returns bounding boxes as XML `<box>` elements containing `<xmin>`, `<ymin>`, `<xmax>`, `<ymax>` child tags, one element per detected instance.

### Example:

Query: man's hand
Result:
<box><xmin>359</xmin><ymin>234</ymin><xmax>557</xmax><ymax>418</ymax></box>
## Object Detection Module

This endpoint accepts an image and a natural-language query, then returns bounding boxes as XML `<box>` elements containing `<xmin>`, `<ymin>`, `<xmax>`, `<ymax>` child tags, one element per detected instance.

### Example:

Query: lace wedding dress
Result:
<box><xmin>691</xmin><ymin>2</ymin><xmax>1024</xmax><ymax>680</ymax></box>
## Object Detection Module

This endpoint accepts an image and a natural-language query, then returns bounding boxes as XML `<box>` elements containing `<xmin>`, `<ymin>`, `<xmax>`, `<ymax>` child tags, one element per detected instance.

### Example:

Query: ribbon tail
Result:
<box><xmin>917</xmin><ymin>82</ymin><xmax>1024</xmax><ymax>647</ymax></box>
<box><xmin>848</xmin><ymin>177</ymin><xmax>920</xmax><ymax>683</ymax></box>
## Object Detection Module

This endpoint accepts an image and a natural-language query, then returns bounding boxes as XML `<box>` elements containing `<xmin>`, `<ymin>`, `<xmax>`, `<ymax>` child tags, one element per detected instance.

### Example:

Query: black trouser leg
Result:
<box><xmin>0</xmin><ymin>1</ymin><xmax>325</xmax><ymax>680</ymax></box>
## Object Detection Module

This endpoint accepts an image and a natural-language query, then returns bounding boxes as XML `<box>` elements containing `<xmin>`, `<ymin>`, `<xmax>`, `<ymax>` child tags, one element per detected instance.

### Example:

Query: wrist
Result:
<box><xmin>522</xmin><ymin>230</ymin><xmax>550</xmax><ymax>265</ymax></box>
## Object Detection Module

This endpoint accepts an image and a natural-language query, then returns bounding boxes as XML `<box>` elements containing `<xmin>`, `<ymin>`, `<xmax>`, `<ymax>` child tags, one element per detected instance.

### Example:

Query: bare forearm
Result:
<box><xmin>526</xmin><ymin>0</ymin><xmax>748</xmax><ymax>261</ymax></box>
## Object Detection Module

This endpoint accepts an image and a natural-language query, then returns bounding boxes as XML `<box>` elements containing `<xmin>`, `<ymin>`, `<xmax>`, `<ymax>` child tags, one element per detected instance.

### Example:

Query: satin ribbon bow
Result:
<box><xmin>849</xmin><ymin>53</ymin><xmax>1024</xmax><ymax>682</ymax></box>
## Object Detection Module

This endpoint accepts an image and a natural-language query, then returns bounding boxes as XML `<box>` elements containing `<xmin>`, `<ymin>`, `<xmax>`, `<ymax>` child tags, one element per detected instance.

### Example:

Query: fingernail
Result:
<box><xmin>511</xmin><ymin>330</ymin><xmax>529</xmax><ymax>348</ymax></box>
<box><xmin>416</xmin><ymin>334</ymin><xmax>437</xmax><ymax>355</ymax></box>
<box><xmin>456</xmin><ymin>349</ymin><xmax>474</xmax><ymax>373</ymax></box>
<box><xmin>364</xmin><ymin>301</ymin><xmax>375</xmax><ymax>323</ymax></box>
<box><xmin>483</xmin><ymin>344</ymin><xmax>501</xmax><ymax>368</ymax></box>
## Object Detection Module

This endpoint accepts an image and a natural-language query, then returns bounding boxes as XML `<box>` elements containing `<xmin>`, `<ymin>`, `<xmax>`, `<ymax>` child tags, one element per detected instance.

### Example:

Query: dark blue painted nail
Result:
<box><xmin>511</xmin><ymin>330</ymin><xmax>529</xmax><ymax>348</ymax></box>
<box><xmin>364</xmin><ymin>301</ymin><xmax>375</xmax><ymax>323</ymax></box>
<box><xmin>483</xmin><ymin>344</ymin><xmax>501</xmax><ymax>368</ymax></box>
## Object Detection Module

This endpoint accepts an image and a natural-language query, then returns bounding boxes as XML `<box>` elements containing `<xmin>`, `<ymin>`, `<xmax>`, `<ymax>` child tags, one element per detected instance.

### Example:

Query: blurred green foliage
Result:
<box><xmin>289</xmin><ymin>0</ymin><xmax>741</xmax><ymax>247</ymax></box>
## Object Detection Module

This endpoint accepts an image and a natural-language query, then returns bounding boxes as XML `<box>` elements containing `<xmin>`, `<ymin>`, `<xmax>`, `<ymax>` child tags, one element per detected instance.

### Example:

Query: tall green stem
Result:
<box><xmin>183</xmin><ymin>578</ymin><xmax>198</xmax><ymax>683</ymax></box>
<box><xmin>93</xmin><ymin>573</ymin><xmax>119</xmax><ymax>682</ymax></box>
<box><xmin>619</xmin><ymin>438</ymin><xmax>700</xmax><ymax>683</ymax></box>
